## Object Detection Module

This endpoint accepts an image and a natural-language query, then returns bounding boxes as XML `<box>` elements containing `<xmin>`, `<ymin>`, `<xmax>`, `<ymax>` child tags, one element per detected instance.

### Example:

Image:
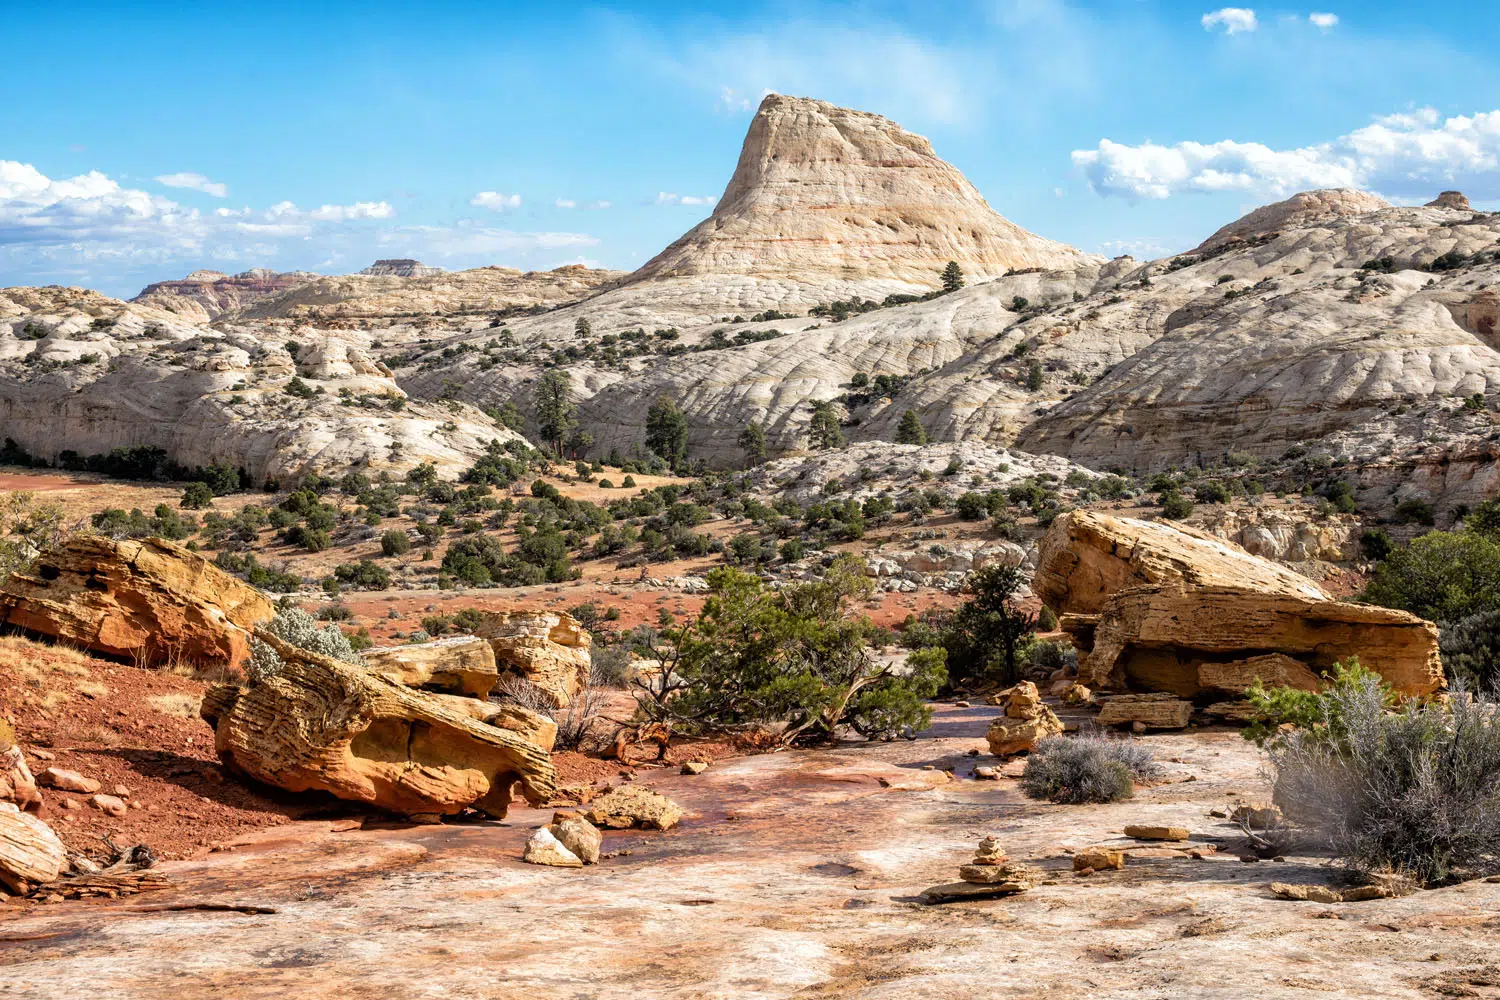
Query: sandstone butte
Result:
<box><xmin>1036</xmin><ymin>511</ymin><xmax>1443</xmax><ymax>698</ymax></box>
<box><xmin>0</xmin><ymin>535</ymin><xmax>274</xmax><ymax>672</ymax></box>
<box><xmin>200</xmin><ymin>629</ymin><xmax>556</xmax><ymax>819</ymax></box>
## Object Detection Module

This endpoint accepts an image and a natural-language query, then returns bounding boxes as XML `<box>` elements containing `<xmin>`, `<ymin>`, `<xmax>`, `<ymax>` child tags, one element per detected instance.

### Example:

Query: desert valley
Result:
<box><xmin>3</xmin><ymin>61</ymin><xmax>1500</xmax><ymax>1000</ymax></box>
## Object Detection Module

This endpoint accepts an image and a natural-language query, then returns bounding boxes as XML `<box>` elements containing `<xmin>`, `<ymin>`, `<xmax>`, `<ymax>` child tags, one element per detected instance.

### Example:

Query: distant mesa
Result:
<box><xmin>361</xmin><ymin>259</ymin><xmax>444</xmax><ymax>278</ymax></box>
<box><xmin>1196</xmin><ymin>188</ymin><xmax>1391</xmax><ymax>251</ymax></box>
<box><xmin>1426</xmin><ymin>190</ymin><xmax>1472</xmax><ymax>211</ymax></box>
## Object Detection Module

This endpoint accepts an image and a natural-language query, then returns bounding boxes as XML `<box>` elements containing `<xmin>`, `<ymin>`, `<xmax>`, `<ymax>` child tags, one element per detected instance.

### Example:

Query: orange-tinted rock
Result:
<box><xmin>201</xmin><ymin>630</ymin><xmax>555</xmax><ymax>819</ymax></box>
<box><xmin>472</xmin><ymin>610</ymin><xmax>591</xmax><ymax>707</ymax></box>
<box><xmin>0</xmin><ymin>536</ymin><xmax>273</xmax><ymax>672</ymax></box>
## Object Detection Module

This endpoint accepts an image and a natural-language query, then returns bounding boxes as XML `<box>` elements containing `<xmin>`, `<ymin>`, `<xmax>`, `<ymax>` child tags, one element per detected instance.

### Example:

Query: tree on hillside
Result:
<box><xmin>738</xmin><ymin>421</ymin><xmax>767</xmax><ymax>467</ymax></box>
<box><xmin>941</xmin><ymin>261</ymin><xmax>965</xmax><ymax>293</ymax></box>
<box><xmin>534</xmin><ymin>370</ymin><xmax>576</xmax><ymax>457</ymax></box>
<box><xmin>645</xmin><ymin>396</ymin><xmax>689</xmax><ymax>467</ymax></box>
<box><xmin>895</xmin><ymin>409</ymin><xmax>928</xmax><ymax>445</ymax></box>
<box><xmin>938</xmin><ymin>562</ymin><xmax>1037</xmax><ymax>684</ymax></box>
<box><xmin>808</xmin><ymin>401</ymin><xmax>845</xmax><ymax>450</ymax></box>
<box><xmin>574</xmin><ymin>317</ymin><xmax>592</xmax><ymax>338</ymax></box>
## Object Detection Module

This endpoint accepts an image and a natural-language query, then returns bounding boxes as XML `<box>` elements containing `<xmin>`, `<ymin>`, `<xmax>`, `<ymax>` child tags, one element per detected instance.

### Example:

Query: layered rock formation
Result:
<box><xmin>624</xmin><ymin>93</ymin><xmax>1096</xmax><ymax>304</ymax></box>
<box><xmin>0</xmin><ymin>287</ymin><xmax>527</xmax><ymax>481</ymax></box>
<box><xmin>132</xmin><ymin>268</ymin><xmax>321</xmax><ymax>323</ymax></box>
<box><xmin>473</xmin><ymin>610</ymin><xmax>592</xmax><ymax>707</ymax></box>
<box><xmin>0</xmin><ymin>536</ymin><xmax>274</xmax><ymax>671</ymax></box>
<box><xmin>1194</xmin><ymin>188</ymin><xmax>1390</xmax><ymax>251</ymax></box>
<box><xmin>360</xmin><ymin>259</ymin><xmax>443</xmax><ymax>278</ymax></box>
<box><xmin>201</xmin><ymin>630</ymin><xmax>556</xmax><ymax>818</ymax></box>
<box><xmin>1038</xmin><ymin>512</ymin><xmax>1443</xmax><ymax>698</ymax></box>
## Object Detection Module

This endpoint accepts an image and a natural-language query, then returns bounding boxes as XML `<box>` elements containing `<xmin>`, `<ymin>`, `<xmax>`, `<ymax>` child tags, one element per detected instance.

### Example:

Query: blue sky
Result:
<box><xmin>4</xmin><ymin>0</ymin><xmax>1500</xmax><ymax>297</ymax></box>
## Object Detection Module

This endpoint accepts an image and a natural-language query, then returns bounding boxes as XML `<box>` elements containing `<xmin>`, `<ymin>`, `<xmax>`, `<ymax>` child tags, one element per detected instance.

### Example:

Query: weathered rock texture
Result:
<box><xmin>0</xmin><ymin>286</ymin><xmax>531</xmax><ymax>482</ymax></box>
<box><xmin>1195</xmin><ymin>188</ymin><xmax>1390</xmax><ymax>251</ymax></box>
<box><xmin>1034</xmin><ymin>511</ymin><xmax>1325</xmax><ymax>616</ymax></box>
<box><xmin>0</xmin><ymin>745</ymin><xmax>40</xmax><ymax>813</ymax></box>
<box><xmin>0</xmin><ymin>802</ymin><xmax>65</xmax><ymax>893</ymax></box>
<box><xmin>1038</xmin><ymin>512</ymin><xmax>1443</xmax><ymax>698</ymax></box>
<box><xmin>363</xmin><ymin>636</ymin><xmax>499</xmax><ymax>699</ymax></box>
<box><xmin>625</xmin><ymin>94</ymin><xmax>1096</xmax><ymax>303</ymax></box>
<box><xmin>0</xmin><ymin>536</ymin><xmax>274</xmax><ymax>671</ymax></box>
<box><xmin>473</xmin><ymin>611</ymin><xmax>591</xmax><ymax>707</ymax></box>
<box><xmin>200</xmin><ymin>630</ymin><xmax>556</xmax><ymax>818</ymax></box>
<box><xmin>984</xmin><ymin>682</ymin><xmax>1063</xmax><ymax>755</ymax></box>
<box><xmin>132</xmin><ymin>268</ymin><xmax>320</xmax><ymax>322</ymax></box>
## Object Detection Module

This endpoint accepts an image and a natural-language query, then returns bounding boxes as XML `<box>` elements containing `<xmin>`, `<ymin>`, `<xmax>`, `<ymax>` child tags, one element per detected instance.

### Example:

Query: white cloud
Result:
<box><xmin>1098</xmin><ymin>237</ymin><xmax>1180</xmax><ymax>259</ymax></box>
<box><xmin>1073</xmin><ymin>107</ymin><xmax>1500</xmax><ymax>201</ymax></box>
<box><xmin>308</xmin><ymin>201</ymin><xmax>394</xmax><ymax>221</ymax></box>
<box><xmin>155</xmin><ymin>172</ymin><xmax>228</xmax><ymax>198</ymax></box>
<box><xmin>555</xmin><ymin>198</ymin><xmax>577</xmax><ymax>209</ymax></box>
<box><xmin>655</xmin><ymin>192</ymin><xmax>716</xmax><ymax>207</ymax></box>
<box><xmin>556</xmin><ymin>198</ymin><xmax>612</xmax><ymax>210</ymax></box>
<box><xmin>1309</xmin><ymin>11</ymin><xmax>1338</xmax><ymax>30</ymax></box>
<box><xmin>1201</xmin><ymin>7</ymin><xmax>1258</xmax><ymax>34</ymax></box>
<box><xmin>470</xmin><ymin>191</ymin><xmax>522</xmax><ymax>211</ymax></box>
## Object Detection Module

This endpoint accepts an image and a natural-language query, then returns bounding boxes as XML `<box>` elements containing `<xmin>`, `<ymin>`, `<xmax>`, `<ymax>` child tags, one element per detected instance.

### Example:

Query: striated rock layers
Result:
<box><xmin>1038</xmin><ymin>512</ymin><xmax>1443</xmax><ymax>698</ymax></box>
<box><xmin>472</xmin><ymin>610</ymin><xmax>592</xmax><ymax>707</ymax></box>
<box><xmin>1194</xmin><ymin>188</ymin><xmax>1390</xmax><ymax>251</ymax></box>
<box><xmin>0</xmin><ymin>287</ymin><xmax>527</xmax><ymax>481</ymax></box>
<box><xmin>201</xmin><ymin>630</ymin><xmax>556</xmax><ymax>818</ymax></box>
<box><xmin>132</xmin><ymin>268</ymin><xmax>320</xmax><ymax>323</ymax></box>
<box><xmin>0</xmin><ymin>535</ymin><xmax>274</xmax><ymax>671</ymax></box>
<box><xmin>623</xmin><ymin>93</ymin><xmax>1097</xmax><ymax>306</ymax></box>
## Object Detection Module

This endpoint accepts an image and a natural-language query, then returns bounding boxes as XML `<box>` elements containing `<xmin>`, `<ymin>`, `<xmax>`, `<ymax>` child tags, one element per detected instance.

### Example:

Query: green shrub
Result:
<box><xmin>380</xmin><ymin>529</ymin><xmax>411</xmax><ymax>557</ymax></box>
<box><xmin>1160</xmin><ymin>490</ymin><xmax>1194</xmax><ymax>520</ymax></box>
<box><xmin>180</xmin><ymin>481</ymin><xmax>214</xmax><ymax>510</ymax></box>
<box><xmin>1362</xmin><ymin>529</ymin><xmax>1500</xmax><ymax>622</ymax></box>
<box><xmin>1021</xmin><ymin>734</ymin><xmax>1161</xmax><ymax>804</ymax></box>
<box><xmin>633</xmin><ymin>558</ymin><xmax>946</xmax><ymax>744</ymax></box>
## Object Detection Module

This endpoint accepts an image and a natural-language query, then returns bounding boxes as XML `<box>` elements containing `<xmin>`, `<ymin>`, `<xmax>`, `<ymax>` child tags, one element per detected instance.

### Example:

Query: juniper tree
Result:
<box><xmin>941</xmin><ymin>261</ymin><xmax>965</xmax><ymax>293</ymax></box>
<box><xmin>895</xmin><ymin>409</ymin><xmax>928</xmax><ymax>445</ymax></box>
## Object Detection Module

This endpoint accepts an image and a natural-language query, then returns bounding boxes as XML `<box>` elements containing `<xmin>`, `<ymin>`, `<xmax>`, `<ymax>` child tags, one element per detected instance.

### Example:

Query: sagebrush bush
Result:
<box><xmin>1267</xmin><ymin>675</ymin><xmax>1500</xmax><ymax>885</ymax></box>
<box><xmin>247</xmin><ymin>606</ymin><xmax>360</xmax><ymax>682</ymax></box>
<box><xmin>1021</xmin><ymin>733</ymin><xmax>1162</xmax><ymax>804</ymax></box>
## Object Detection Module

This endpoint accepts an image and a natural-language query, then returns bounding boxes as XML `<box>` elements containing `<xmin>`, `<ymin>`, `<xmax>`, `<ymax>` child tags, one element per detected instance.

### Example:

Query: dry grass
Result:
<box><xmin>147</xmin><ymin>692</ymin><xmax>203</xmax><ymax>720</ymax></box>
<box><xmin>0</xmin><ymin>633</ymin><xmax>103</xmax><ymax>708</ymax></box>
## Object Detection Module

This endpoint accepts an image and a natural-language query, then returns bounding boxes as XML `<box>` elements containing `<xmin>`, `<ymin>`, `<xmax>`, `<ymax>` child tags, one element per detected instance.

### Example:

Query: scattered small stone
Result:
<box><xmin>1073</xmin><ymin>848</ymin><xmax>1124</xmax><ymax>872</ymax></box>
<box><xmin>550</xmin><ymin>811</ymin><xmax>602</xmax><ymax>865</ymax></box>
<box><xmin>1272</xmin><ymin>882</ymin><xmax>1342</xmax><ymax>904</ymax></box>
<box><xmin>1123</xmin><ymin>825</ymin><xmax>1190</xmax><ymax>842</ymax></box>
<box><xmin>87</xmin><ymin>794</ymin><xmax>127</xmax><ymax>818</ymax></box>
<box><xmin>111</xmin><ymin>785</ymin><xmax>131</xmax><ymax>799</ymax></box>
<box><xmin>329</xmin><ymin>818</ymin><xmax>364</xmax><ymax>833</ymax></box>
<box><xmin>1230</xmin><ymin>801</ymin><xmax>1282</xmax><ymax>828</ymax></box>
<box><xmin>586</xmin><ymin>785</ymin><xmax>684</xmax><ymax>830</ymax></box>
<box><xmin>973</xmin><ymin>766</ymin><xmax>998</xmax><ymax>780</ymax></box>
<box><xmin>1209</xmin><ymin>808</ymin><xmax>1227</xmax><ymax>818</ymax></box>
<box><xmin>680</xmin><ymin>761</ymin><xmax>709</xmax><ymax>775</ymax></box>
<box><xmin>1074</xmin><ymin>867</ymin><xmax>1095</xmax><ymax>877</ymax></box>
<box><xmin>1131</xmin><ymin>722</ymin><xmax>1147</xmax><ymax>735</ymax></box>
<box><xmin>38</xmin><ymin>768</ymin><xmax>99</xmax><ymax>795</ymax></box>
<box><xmin>522</xmin><ymin>826</ymin><xmax>583</xmax><ymax>868</ymax></box>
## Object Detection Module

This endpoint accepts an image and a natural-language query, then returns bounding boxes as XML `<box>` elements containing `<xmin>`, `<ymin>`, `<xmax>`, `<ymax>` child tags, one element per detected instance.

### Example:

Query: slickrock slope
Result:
<box><xmin>0</xmin><ymin>287</ymin><xmax>527</xmax><ymax>481</ymax></box>
<box><xmin>232</xmin><ymin>264</ymin><xmax>626</xmax><ymax>323</ymax></box>
<box><xmin>132</xmin><ymin>268</ymin><xmax>321</xmax><ymax>323</ymax></box>
<box><xmin>624</xmin><ymin>93</ymin><xmax>1097</xmax><ymax>304</ymax></box>
<box><xmin>1194</xmin><ymin>188</ymin><xmax>1390</xmax><ymax>251</ymax></box>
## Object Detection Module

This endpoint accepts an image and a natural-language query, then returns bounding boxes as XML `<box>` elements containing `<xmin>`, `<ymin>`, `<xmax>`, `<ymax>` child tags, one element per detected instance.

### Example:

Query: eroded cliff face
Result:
<box><xmin>624</xmin><ymin>94</ymin><xmax>1097</xmax><ymax>301</ymax></box>
<box><xmin>132</xmin><ymin>269</ymin><xmax>322</xmax><ymax>323</ymax></box>
<box><xmin>0</xmin><ymin>288</ymin><xmax>526</xmax><ymax>481</ymax></box>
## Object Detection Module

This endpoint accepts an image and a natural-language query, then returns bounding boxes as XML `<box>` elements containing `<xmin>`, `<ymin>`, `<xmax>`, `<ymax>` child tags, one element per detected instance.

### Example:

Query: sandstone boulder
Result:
<box><xmin>1037</xmin><ymin>513</ymin><xmax>1443</xmax><ymax>698</ymax></box>
<box><xmin>551</xmin><ymin>811</ymin><xmax>603</xmax><ymax>864</ymax></box>
<box><xmin>1123</xmin><ymin>825</ymin><xmax>1189</xmax><ymax>842</ymax></box>
<box><xmin>0</xmin><ymin>743</ymin><xmax>40</xmax><ymax>813</ymax></box>
<box><xmin>1198</xmin><ymin>653</ymin><xmax>1324</xmax><ymax>695</ymax></box>
<box><xmin>1095</xmin><ymin>694</ymin><xmax>1193</xmax><ymax>730</ymax></box>
<box><xmin>584</xmin><ymin>786</ymin><xmax>683</xmax><ymax>830</ymax></box>
<box><xmin>1084</xmin><ymin>586</ymin><xmax>1442</xmax><ymax>698</ymax></box>
<box><xmin>0</xmin><ymin>536</ymin><xmax>273</xmax><ymax>672</ymax></box>
<box><xmin>364</xmin><ymin>636</ymin><xmax>499</xmax><ymax>698</ymax></box>
<box><xmin>522</xmin><ymin>826</ymin><xmax>582</xmax><ymax>868</ymax></box>
<box><xmin>1074</xmin><ymin>848</ymin><xmax>1124</xmax><ymax>871</ymax></box>
<box><xmin>201</xmin><ymin>630</ymin><xmax>555</xmax><ymax>819</ymax></box>
<box><xmin>38</xmin><ymin>768</ymin><xmax>99</xmax><ymax>794</ymax></box>
<box><xmin>472</xmin><ymin>611</ymin><xmax>591</xmax><ymax>707</ymax></box>
<box><xmin>1034</xmin><ymin>511</ymin><xmax>1327</xmax><ymax>616</ymax></box>
<box><xmin>0</xmin><ymin>802</ymin><xmax>65</xmax><ymax>894</ymax></box>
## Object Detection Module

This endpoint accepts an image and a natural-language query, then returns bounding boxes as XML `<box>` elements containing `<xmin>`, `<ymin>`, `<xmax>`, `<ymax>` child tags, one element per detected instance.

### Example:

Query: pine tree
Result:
<box><xmin>894</xmin><ymin>410</ymin><xmax>928</xmax><ymax>445</ymax></box>
<box><xmin>574</xmin><ymin>316</ymin><xmax>592</xmax><ymax>338</ymax></box>
<box><xmin>738</xmin><ymin>422</ymin><xmax>767</xmax><ymax>467</ymax></box>
<box><xmin>534</xmin><ymin>370</ymin><xmax>576</xmax><ymax>456</ymax></box>
<box><xmin>1024</xmin><ymin>359</ymin><xmax>1044</xmax><ymax>392</ymax></box>
<box><xmin>941</xmin><ymin>261</ymin><xmax>965</xmax><ymax>294</ymax></box>
<box><xmin>645</xmin><ymin>396</ymin><xmax>689</xmax><ymax>467</ymax></box>
<box><xmin>808</xmin><ymin>401</ymin><xmax>845</xmax><ymax>450</ymax></box>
